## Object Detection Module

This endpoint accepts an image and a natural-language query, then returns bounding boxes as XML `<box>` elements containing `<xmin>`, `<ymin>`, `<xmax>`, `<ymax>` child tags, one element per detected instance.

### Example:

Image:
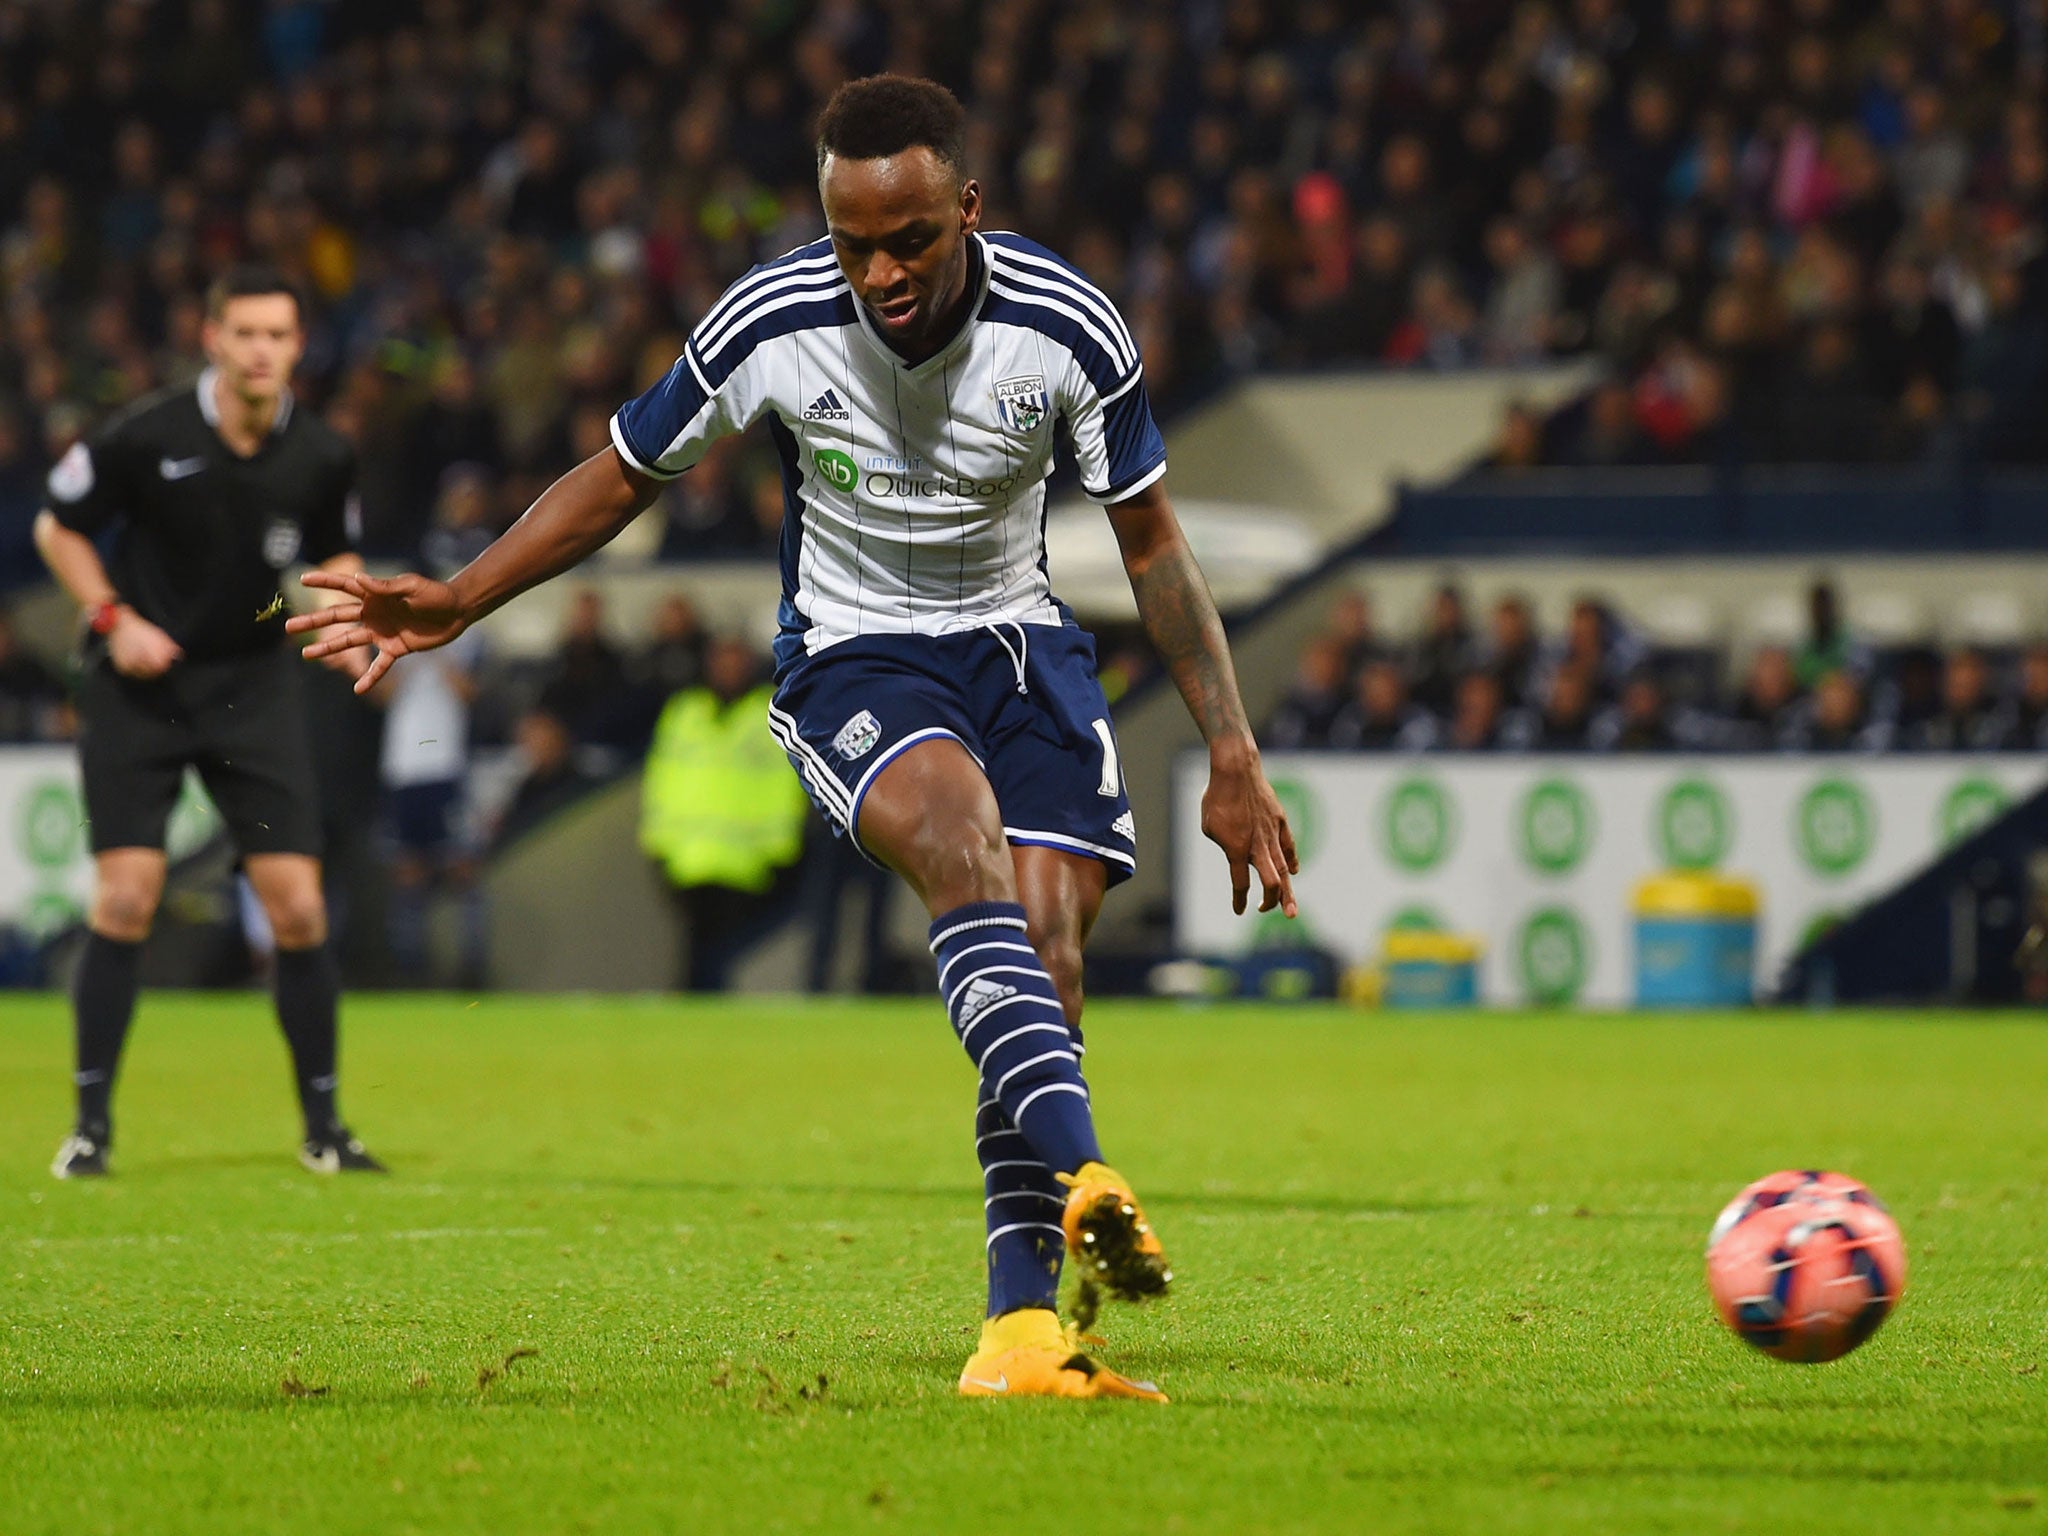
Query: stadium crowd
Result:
<box><xmin>4</xmin><ymin>0</ymin><xmax>2047</xmax><ymax>592</ymax></box>
<box><xmin>1268</xmin><ymin>581</ymin><xmax>2048</xmax><ymax>754</ymax></box>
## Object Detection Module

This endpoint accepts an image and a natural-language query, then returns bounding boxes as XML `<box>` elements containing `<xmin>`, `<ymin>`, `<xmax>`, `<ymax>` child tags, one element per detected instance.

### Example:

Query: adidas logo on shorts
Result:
<box><xmin>957</xmin><ymin>975</ymin><xmax>1018</xmax><ymax>1028</ymax></box>
<box><xmin>803</xmin><ymin>387</ymin><xmax>851</xmax><ymax>422</ymax></box>
<box><xmin>1111</xmin><ymin>811</ymin><xmax>1136</xmax><ymax>843</ymax></box>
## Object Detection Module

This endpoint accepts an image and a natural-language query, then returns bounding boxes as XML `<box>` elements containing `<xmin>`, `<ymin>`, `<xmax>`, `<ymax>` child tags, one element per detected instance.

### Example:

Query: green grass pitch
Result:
<box><xmin>2</xmin><ymin>995</ymin><xmax>2045</xmax><ymax>1534</ymax></box>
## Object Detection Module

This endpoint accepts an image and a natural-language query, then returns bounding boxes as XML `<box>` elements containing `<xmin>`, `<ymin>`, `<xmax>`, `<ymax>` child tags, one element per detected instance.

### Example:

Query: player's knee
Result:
<box><xmin>91</xmin><ymin>880</ymin><xmax>161</xmax><ymax>942</ymax></box>
<box><xmin>265</xmin><ymin>889</ymin><xmax>329</xmax><ymax>950</ymax></box>
<box><xmin>903</xmin><ymin>816</ymin><xmax>1013</xmax><ymax>910</ymax></box>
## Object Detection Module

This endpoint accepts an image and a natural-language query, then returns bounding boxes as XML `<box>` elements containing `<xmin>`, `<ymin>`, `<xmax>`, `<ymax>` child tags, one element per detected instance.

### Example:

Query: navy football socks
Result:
<box><xmin>929</xmin><ymin>901</ymin><xmax>1102</xmax><ymax>1174</ymax></box>
<box><xmin>930</xmin><ymin>900</ymin><xmax>1103</xmax><ymax>1316</ymax></box>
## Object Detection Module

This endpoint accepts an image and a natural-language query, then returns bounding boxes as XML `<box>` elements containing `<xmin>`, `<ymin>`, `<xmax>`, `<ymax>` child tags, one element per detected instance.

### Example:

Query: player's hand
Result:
<box><xmin>288</xmin><ymin>570</ymin><xmax>467</xmax><ymax>693</ymax></box>
<box><xmin>1199</xmin><ymin>736</ymin><xmax>1298</xmax><ymax>918</ymax></box>
<box><xmin>107</xmin><ymin>609</ymin><xmax>183</xmax><ymax>679</ymax></box>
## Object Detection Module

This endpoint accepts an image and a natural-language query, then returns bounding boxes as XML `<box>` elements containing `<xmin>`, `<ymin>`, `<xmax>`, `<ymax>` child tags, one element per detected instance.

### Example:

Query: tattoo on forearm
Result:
<box><xmin>1130</xmin><ymin>538</ymin><xmax>1250</xmax><ymax>745</ymax></box>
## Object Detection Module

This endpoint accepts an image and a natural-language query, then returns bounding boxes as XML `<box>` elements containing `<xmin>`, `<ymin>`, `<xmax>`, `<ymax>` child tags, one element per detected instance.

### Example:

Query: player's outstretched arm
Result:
<box><xmin>1107</xmin><ymin>482</ymin><xmax>1298</xmax><ymax>918</ymax></box>
<box><xmin>290</xmin><ymin>447</ymin><xmax>659</xmax><ymax>692</ymax></box>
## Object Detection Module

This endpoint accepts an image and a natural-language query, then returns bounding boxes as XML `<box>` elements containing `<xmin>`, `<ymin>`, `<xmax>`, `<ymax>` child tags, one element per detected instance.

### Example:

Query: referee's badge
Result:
<box><xmin>994</xmin><ymin>374</ymin><xmax>1048</xmax><ymax>435</ymax></box>
<box><xmin>262</xmin><ymin>518</ymin><xmax>303</xmax><ymax>569</ymax></box>
<box><xmin>832</xmin><ymin>709</ymin><xmax>881</xmax><ymax>761</ymax></box>
<box><xmin>47</xmin><ymin>442</ymin><xmax>93</xmax><ymax>503</ymax></box>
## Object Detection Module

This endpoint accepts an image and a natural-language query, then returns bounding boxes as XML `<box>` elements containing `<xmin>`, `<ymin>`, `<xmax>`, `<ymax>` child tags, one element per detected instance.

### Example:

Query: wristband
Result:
<box><xmin>88</xmin><ymin>601</ymin><xmax>123</xmax><ymax>636</ymax></box>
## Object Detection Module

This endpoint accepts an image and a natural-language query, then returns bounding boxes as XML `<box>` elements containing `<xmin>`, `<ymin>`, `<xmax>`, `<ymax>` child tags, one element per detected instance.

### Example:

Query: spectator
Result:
<box><xmin>635</xmin><ymin>593</ymin><xmax>708</xmax><ymax>703</ymax></box>
<box><xmin>418</xmin><ymin>464</ymin><xmax>498</xmax><ymax>584</ymax></box>
<box><xmin>1410</xmin><ymin>583</ymin><xmax>1476</xmax><ymax>713</ymax></box>
<box><xmin>1439</xmin><ymin>669</ymin><xmax>1510</xmax><ymax>752</ymax></box>
<box><xmin>1792</xmin><ymin>581</ymin><xmax>1870</xmax><ymax>686</ymax></box>
<box><xmin>1790</xmin><ymin>669</ymin><xmax>1892</xmax><ymax>752</ymax></box>
<box><xmin>1265</xmin><ymin>637</ymin><xmax>1349</xmax><ymax>750</ymax></box>
<box><xmin>2012</xmin><ymin>645</ymin><xmax>2048</xmax><ymax>750</ymax></box>
<box><xmin>539</xmin><ymin>588</ymin><xmax>633</xmax><ymax>747</ymax></box>
<box><xmin>1479</xmin><ymin>218</ymin><xmax>1562</xmax><ymax>364</ymax></box>
<box><xmin>1519</xmin><ymin>664</ymin><xmax>1600</xmax><ymax>751</ymax></box>
<box><xmin>492</xmin><ymin>708</ymin><xmax>601</xmax><ymax>851</ymax></box>
<box><xmin>1594</xmin><ymin>671</ymin><xmax>1682</xmax><ymax>752</ymax></box>
<box><xmin>1485</xmin><ymin>593</ymin><xmax>1544</xmax><ymax>709</ymax></box>
<box><xmin>639</xmin><ymin>636</ymin><xmax>809</xmax><ymax>991</ymax></box>
<box><xmin>376</xmin><ymin>631</ymin><xmax>487</xmax><ymax>988</ymax></box>
<box><xmin>1329</xmin><ymin>659</ymin><xmax>1435</xmax><ymax>751</ymax></box>
<box><xmin>1907</xmin><ymin>648</ymin><xmax>2015</xmax><ymax>751</ymax></box>
<box><xmin>1324</xmin><ymin>589</ymin><xmax>1385</xmax><ymax>678</ymax></box>
<box><xmin>0</xmin><ymin>606</ymin><xmax>65</xmax><ymax>742</ymax></box>
<box><xmin>1724</xmin><ymin>646</ymin><xmax>1806</xmax><ymax>750</ymax></box>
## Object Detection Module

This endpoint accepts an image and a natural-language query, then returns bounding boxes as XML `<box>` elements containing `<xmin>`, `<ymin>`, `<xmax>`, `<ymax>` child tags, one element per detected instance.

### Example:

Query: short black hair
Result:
<box><xmin>814</xmin><ymin>74</ymin><xmax>966</xmax><ymax>175</ymax></box>
<box><xmin>205</xmin><ymin>263</ymin><xmax>304</xmax><ymax>321</ymax></box>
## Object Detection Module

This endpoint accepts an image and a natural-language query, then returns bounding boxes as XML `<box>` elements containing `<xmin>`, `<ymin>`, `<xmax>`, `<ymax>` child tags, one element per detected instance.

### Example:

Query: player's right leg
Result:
<box><xmin>57</xmin><ymin>659</ymin><xmax>188</xmax><ymax>1179</ymax></box>
<box><xmin>53</xmin><ymin>849</ymin><xmax>166</xmax><ymax>1178</ymax></box>
<box><xmin>769</xmin><ymin>637</ymin><xmax>1164</xmax><ymax>1399</ymax></box>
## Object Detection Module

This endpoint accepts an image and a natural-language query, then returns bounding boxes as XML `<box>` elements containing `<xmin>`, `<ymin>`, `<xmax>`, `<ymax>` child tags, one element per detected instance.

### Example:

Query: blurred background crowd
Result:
<box><xmin>4</xmin><ymin>0</ymin><xmax>2047</xmax><ymax>595</ymax></box>
<box><xmin>1269</xmin><ymin>578</ymin><xmax>2048</xmax><ymax>755</ymax></box>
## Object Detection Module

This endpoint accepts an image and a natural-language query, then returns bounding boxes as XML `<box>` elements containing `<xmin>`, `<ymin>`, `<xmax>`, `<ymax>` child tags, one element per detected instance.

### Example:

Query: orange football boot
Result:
<box><xmin>956</xmin><ymin>1307</ymin><xmax>1168</xmax><ymax>1402</ymax></box>
<box><xmin>1058</xmin><ymin>1161</ymin><xmax>1173</xmax><ymax>1304</ymax></box>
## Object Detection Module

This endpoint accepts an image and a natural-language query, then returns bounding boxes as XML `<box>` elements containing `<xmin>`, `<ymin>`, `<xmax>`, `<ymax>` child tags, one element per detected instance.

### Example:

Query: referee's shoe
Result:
<box><xmin>50</xmin><ymin>1127</ymin><xmax>110</xmax><ymax>1179</ymax></box>
<box><xmin>300</xmin><ymin>1124</ymin><xmax>388</xmax><ymax>1175</ymax></box>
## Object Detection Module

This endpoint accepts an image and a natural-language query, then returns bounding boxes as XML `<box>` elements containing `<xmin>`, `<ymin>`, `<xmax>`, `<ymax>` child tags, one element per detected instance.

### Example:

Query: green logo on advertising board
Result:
<box><xmin>1386</xmin><ymin>904</ymin><xmax>1447</xmax><ymax>934</ymax></box>
<box><xmin>18</xmin><ymin>780</ymin><xmax>84</xmax><ymax>870</ymax></box>
<box><xmin>1657</xmin><ymin>777</ymin><xmax>1732</xmax><ymax>870</ymax></box>
<box><xmin>813</xmin><ymin>448</ymin><xmax>858</xmax><ymax>494</ymax></box>
<box><xmin>1796</xmin><ymin>778</ymin><xmax>1875</xmax><ymax>878</ymax></box>
<box><xmin>1939</xmin><ymin>777</ymin><xmax>2009</xmax><ymax>847</ymax></box>
<box><xmin>1269</xmin><ymin>776</ymin><xmax>1320</xmax><ymax>864</ymax></box>
<box><xmin>1518</xmin><ymin>777</ymin><xmax>1594</xmax><ymax>875</ymax></box>
<box><xmin>1382</xmin><ymin>776</ymin><xmax>1455</xmax><ymax>873</ymax></box>
<box><xmin>1518</xmin><ymin>906</ymin><xmax>1589</xmax><ymax>1005</ymax></box>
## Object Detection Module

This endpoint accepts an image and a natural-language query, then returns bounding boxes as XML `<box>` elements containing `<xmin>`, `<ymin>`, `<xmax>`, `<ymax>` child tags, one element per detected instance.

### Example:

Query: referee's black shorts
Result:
<box><xmin>75</xmin><ymin>643</ymin><xmax>323</xmax><ymax>858</ymax></box>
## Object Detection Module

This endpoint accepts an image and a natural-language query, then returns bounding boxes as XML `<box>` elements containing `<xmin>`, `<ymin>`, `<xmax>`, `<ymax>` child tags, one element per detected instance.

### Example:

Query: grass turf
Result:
<box><xmin>1</xmin><ymin>995</ymin><xmax>2044</xmax><ymax>1534</ymax></box>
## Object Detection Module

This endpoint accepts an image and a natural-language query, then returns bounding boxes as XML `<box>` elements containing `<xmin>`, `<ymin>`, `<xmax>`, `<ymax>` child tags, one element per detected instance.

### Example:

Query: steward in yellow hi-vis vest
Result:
<box><xmin>640</xmin><ymin>681</ymin><xmax>809</xmax><ymax>892</ymax></box>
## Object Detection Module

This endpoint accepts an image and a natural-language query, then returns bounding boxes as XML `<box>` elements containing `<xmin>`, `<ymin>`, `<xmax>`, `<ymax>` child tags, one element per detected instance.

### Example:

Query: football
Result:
<box><xmin>1705</xmin><ymin>1170</ymin><xmax>1909</xmax><ymax>1363</ymax></box>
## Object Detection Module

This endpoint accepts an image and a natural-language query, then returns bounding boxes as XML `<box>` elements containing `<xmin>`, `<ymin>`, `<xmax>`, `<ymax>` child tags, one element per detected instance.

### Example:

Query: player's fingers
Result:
<box><xmin>1278</xmin><ymin>811</ymin><xmax>1300</xmax><ymax>874</ymax></box>
<box><xmin>302</xmin><ymin>626</ymin><xmax>373</xmax><ymax>659</ymax></box>
<box><xmin>1254</xmin><ymin>841</ymin><xmax>1284</xmax><ymax>913</ymax></box>
<box><xmin>355</xmin><ymin>648</ymin><xmax>398</xmax><ymax>694</ymax></box>
<box><xmin>1229</xmin><ymin>849</ymin><xmax>1250</xmax><ymax>915</ymax></box>
<box><xmin>285</xmin><ymin>602</ymin><xmax>362</xmax><ymax>634</ymax></box>
<box><xmin>298</xmin><ymin>570</ymin><xmax>358</xmax><ymax>593</ymax></box>
<box><xmin>353</xmin><ymin>572</ymin><xmax>422</xmax><ymax>597</ymax></box>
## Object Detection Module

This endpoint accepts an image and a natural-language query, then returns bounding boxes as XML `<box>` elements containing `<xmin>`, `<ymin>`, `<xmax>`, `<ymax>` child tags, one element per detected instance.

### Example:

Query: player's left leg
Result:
<box><xmin>244</xmin><ymin>854</ymin><xmax>383</xmax><ymax>1173</ymax></box>
<box><xmin>197</xmin><ymin>650</ymin><xmax>382</xmax><ymax>1172</ymax></box>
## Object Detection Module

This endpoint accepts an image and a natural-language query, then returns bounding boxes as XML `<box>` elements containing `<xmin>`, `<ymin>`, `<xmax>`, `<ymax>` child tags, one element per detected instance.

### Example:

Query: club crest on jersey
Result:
<box><xmin>262</xmin><ymin>518</ymin><xmax>302</xmax><ymax>570</ymax></box>
<box><xmin>994</xmin><ymin>374</ymin><xmax>1049</xmax><ymax>434</ymax></box>
<box><xmin>803</xmin><ymin>388</ymin><xmax>852</xmax><ymax>423</ymax></box>
<box><xmin>832</xmin><ymin>709</ymin><xmax>881</xmax><ymax>761</ymax></box>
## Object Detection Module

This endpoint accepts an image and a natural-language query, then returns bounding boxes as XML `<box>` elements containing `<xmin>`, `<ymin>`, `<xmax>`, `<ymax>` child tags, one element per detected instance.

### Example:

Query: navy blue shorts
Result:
<box><xmin>769</xmin><ymin>624</ymin><xmax>1136</xmax><ymax>886</ymax></box>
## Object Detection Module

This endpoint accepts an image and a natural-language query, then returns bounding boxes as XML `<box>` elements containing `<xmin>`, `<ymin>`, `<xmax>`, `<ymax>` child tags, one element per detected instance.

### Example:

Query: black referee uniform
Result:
<box><xmin>48</xmin><ymin>369</ymin><xmax>355</xmax><ymax>854</ymax></box>
<box><xmin>45</xmin><ymin>365</ymin><xmax>382</xmax><ymax>1176</ymax></box>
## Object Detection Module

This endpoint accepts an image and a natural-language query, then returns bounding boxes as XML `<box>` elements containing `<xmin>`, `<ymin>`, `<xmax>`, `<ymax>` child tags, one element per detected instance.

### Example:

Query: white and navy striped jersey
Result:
<box><xmin>610</xmin><ymin>231</ymin><xmax>1166</xmax><ymax>668</ymax></box>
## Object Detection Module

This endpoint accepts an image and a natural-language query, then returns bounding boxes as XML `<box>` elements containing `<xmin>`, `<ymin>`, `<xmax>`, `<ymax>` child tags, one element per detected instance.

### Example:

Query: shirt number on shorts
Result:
<box><xmin>1089</xmin><ymin>718</ymin><xmax>1122</xmax><ymax>798</ymax></box>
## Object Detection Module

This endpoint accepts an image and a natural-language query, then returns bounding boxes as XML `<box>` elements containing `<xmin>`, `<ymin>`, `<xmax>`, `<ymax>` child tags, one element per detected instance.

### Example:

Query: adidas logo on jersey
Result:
<box><xmin>957</xmin><ymin>975</ymin><xmax>1018</xmax><ymax>1028</ymax></box>
<box><xmin>803</xmin><ymin>388</ymin><xmax>851</xmax><ymax>422</ymax></box>
<box><xmin>1111</xmin><ymin>811</ymin><xmax>1136</xmax><ymax>843</ymax></box>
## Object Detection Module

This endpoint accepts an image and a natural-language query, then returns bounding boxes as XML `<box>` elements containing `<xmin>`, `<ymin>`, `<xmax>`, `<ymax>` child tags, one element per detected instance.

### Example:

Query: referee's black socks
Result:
<box><xmin>274</xmin><ymin>944</ymin><xmax>342</xmax><ymax>1137</ymax></box>
<box><xmin>72</xmin><ymin>931</ymin><xmax>143</xmax><ymax>1138</ymax></box>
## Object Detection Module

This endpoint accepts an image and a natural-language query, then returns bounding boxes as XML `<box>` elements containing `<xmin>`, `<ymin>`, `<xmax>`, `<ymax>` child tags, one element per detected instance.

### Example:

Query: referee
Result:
<box><xmin>33</xmin><ymin>265</ymin><xmax>386</xmax><ymax>1178</ymax></box>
